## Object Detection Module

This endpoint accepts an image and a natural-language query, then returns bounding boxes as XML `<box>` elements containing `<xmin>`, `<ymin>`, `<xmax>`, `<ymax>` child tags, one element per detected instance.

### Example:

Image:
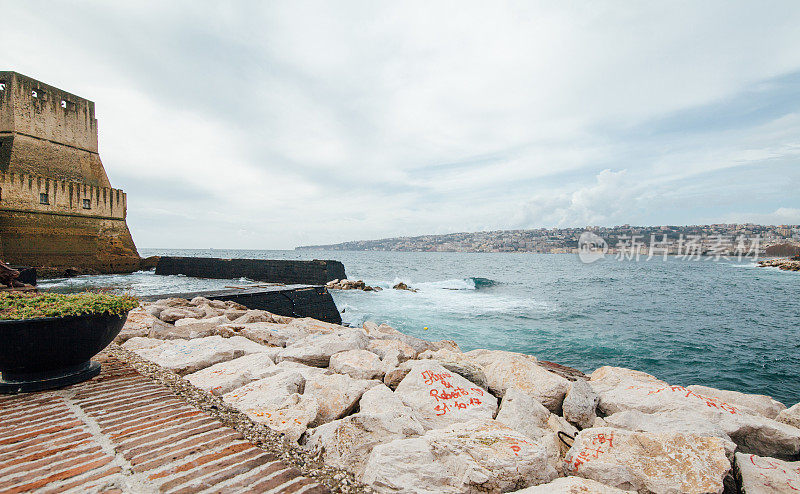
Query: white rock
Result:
<box><xmin>777</xmin><ymin>403</ymin><xmax>800</xmax><ymax>429</ymax></box>
<box><xmin>128</xmin><ymin>335</ymin><xmax>265</xmax><ymax>374</ymax></box>
<box><xmin>735</xmin><ymin>452</ymin><xmax>800</xmax><ymax>493</ymax></box>
<box><xmin>562</xmin><ymin>379</ymin><xmax>599</xmax><ymax>429</ymax></box>
<box><xmin>602</xmin><ymin>409</ymin><xmax>737</xmax><ymax>459</ymax></box>
<box><xmin>329</xmin><ymin>349</ymin><xmax>385</xmax><ymax>380</ymax></box>
<box><xmin>280</xmin><ymin>329</ymin><xmax>370</xmax><ymax>367</ymax></box>
<box><xmin>303</xmin><ymin>372</ymin><xmax>378</xmax><ymax>427</ymax></box>
<box><xmin>185</xmin><ymin>353</ymin><xmax>276</xmax><ymax>396</ymax></box>
<box><xmin>565</xmin><ymin>427</ymin><xmax>730</xmax><ymax>494</ymax></box>
<box><xmin>149</xmin><ymin>321</ymin><xmax>218</xmax><ymax>340</ymax></box>
<box><xmin>367</xmin><ymin>338</ymin><xmax>416</xmax><ymax>361</ymax></box>
<box><xmin>190</xmin><ymin>296</ymin><xmax>226</xmax><ymax>309</ymax></box>
<box><xmin>121</xmin><ymin>336</ymin><xmax>168</xmax><ymax>351</ymax></box>
<box><xmin>288</xmin><ymin>317</ymin><xmax>345</xmax><ymax>334</ymax></box>
<box><xmin>419</xmin><ymin>349</ymin><xmax>489</xmax><ymax>389</ymax></box>
<box><xmin>158</xmin><ymin>306</ymin><xmax>204</xmax><ymax>323</ymax></box>
<box><xmin>474</xmin><ymin>350</ymin><xmax>570</xmax><ymax>413</ymax></box>
<box><xmin>115</xmin><ymin>308</ymin><xmax>156</xmax><ymax>343</ymax></box>
<box><xmin>687</xmin><ymin>384</ymin><xmax>786</xmax><ymax>419</ymax></box>
<box><xmin>362</xmin><ymin>419</ymin><xmax>558</xmax><ymax>493</ymax></box>
<box><xmin>302</xmin><ymin>385</ymin><xmax>425</xmax><ymax>478</ymax></box>
<box><xmin>511</xmin><ymin>476</ymin><xmax>633</xmax><ymax>493</ymax></box>
<box><xmin>394</xmin><ymin>360</ymin><xmax>497</xmax><ymax>430</ymax></box>
<box><xmin>222</xmin><ymin>371</ymin><xmax>317</xmax><ymax>442</ymax></box>
<box><xmin>496</xmin><ymin>387</ymin><xmax>551</xmax><ymax>433</ymax></box>
<box><xmin>221</xmin><ymin>322</ymin><xmax>306</xmax><ymax>347</ymax></box>
<box><xmin>495</xmin><ymin>388</ymin><xmax>565</xmax><ymax>476</ymax></box>
<box><xmin>231</xmin><ymin>309</ymin><xmax>277</xmax><ymax>324</ymax></box>
<box><xmin>590</xmin><ymin>366</ymin><xmax>800</xmax><ymax>459</ymax></box>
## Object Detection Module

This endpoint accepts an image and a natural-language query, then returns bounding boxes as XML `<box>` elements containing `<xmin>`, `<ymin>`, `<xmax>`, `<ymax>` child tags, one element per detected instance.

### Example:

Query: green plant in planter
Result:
<box><xmin>0</xmin><ymin>291</ymin><xmax>139</xmax><ymax>321</ymax></box>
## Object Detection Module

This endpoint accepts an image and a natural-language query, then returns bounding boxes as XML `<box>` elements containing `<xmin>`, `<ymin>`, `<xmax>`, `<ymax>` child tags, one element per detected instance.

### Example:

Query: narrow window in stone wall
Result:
<box><xmin>0</xmin><ymin>82</ymin><xmax>6</xmax><ymax>91</ymax></box>
<box><xmin>31</xmin><ymin>90</ymin><xmax>38</xmax><ymax>98</ymax></box>
<box><xmin>83</xmin><ymin>198</ymin><xmax>91</xmax><ymax>209</ymax></box>
<box><xmin>39</xmin><ymin>192</ymin><xmax>49</xmax><ymax>204</ymax></box>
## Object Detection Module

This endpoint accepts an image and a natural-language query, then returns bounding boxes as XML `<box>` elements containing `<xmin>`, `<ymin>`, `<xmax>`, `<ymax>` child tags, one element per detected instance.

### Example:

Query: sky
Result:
<box><xmin>2</xmin><ymin>1</ymin><xmax>800</xmax><ymax>249</ymax></box>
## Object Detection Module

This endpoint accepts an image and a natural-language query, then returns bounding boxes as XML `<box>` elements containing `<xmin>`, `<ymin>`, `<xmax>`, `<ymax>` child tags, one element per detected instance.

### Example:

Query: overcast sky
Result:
<box><xmin>3</xmin><ymin>1</ymin><xmax>800</xmax><ymax>249</ymax></box>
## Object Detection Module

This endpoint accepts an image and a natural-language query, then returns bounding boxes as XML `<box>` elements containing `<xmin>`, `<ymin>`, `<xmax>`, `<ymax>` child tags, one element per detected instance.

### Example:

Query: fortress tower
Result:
<box><xmin>0</xmin><ymin>71</ymin><xmax>140</xmax><ymax>275</ymax></box>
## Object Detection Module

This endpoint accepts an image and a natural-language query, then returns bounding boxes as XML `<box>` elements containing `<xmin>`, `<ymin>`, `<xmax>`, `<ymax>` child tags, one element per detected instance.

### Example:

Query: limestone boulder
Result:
<box><xmin>115</xmin><ymin>308</ymin><xmax>156</xmax><ymax>343</ymax></box>
<box><xmin>367</xmin><ymin>338</ymin><xmax>416</xmax><ymax>361</ymax></box>
<box><xmin>190</xmin><ymin>296</ymin><xmax>227</xmax><ymax>309</ymax></box>
<box><xmin>287</xmin><ymin>317</ymin><xmax>345</xmax><ymax>334</ymax></box>
<box><xmin>563</xmin><ymin>379</ymin><xmax>599</xmax><ymax>429</ymax></box>
<box><xmin>219</xmin><ymin>322</ymin><xmax>306</xmax><ymax>347</ymax></box>
<box><xmin>686</xmin><ymin>385</ymin><xmax>786</xmax><ymax>419</ymax></box>
<box><xmin>735</xmin><ymin>452</ymin><xmax>800</xmax><ymax>493</ymax></box>
<box><xmin>511</xmin><ymin>477</ymin><xmax>633</xmax><ymax>493</ymax></box>
<box><xmin>363</xmin><ymin>321</ymin><xmax>405</xmax><ymax>340</ymax></box>
<box><xmin>158</xmin><ymin>306</ymin><xmax>204</xmax><ymax>323</ymax></box>
<box><xmin>121</xmin><ymin>336</ymin><xmax>167</xmax><ymax>351</ymax></box>
<box><xmin>303</xmin><ymin>372</ymin><xmax>378</xmax><ymax>427</ymax></box>
<box><xmin>279</xmin><ymin>329</ymin><xmax>370</xmax><ymax>367</ymax></box>
<box><xmin>419</xmin><ymin>349</ymin><xmax>489</xmax><ymax>389</ymax></box>
<box><xmin>496</xmin><ymin>387</ymin><xmax>551</xmax><ymax>433</ymax></box>
<box><xmin>565</xmin><ymin>427</ymin><xmax>730</xmax><ymax>494</ymax></box>
<box><xmin>223</xmin><ymin>308</ymin><xmax>247</xmax><ymax>321</ymax></box>
<box><xmin>590</xmin><ymin>366</ymin><xmax>800</xmax><ymax>459</ymax></box>
<box><xmin>126</xmin><ymin>335</ymin><xmax>267</xmax><ymax>374</ymax></box>
<box><xmin>384</xmin><ymin>367</ymin><xmax>411</xmax><ymax>390</ymax></box>
<box><xmin>777</xmin><ymin>403</ymin><xmax>800</xmax><ymax>429</ymax></box>
<box><xmin>329</xmin><ymin>349</ymin><xmax>385</xmax><ymax>380</ymax></box>
<box><xmin>231</xmin><ymin>309</ymin><xmax>278</xmax><ymax>325</ymax></box>
<box><xmin>602</xmin><ymin>410</ymin><xmax>737</xmax><ymax>459</ymax></box>
<box><xmin>222</xmin><ymin>371</ymin><xmax>317</xmax><ymax>442</ymax></box>
<box><xmin>362</xmin><ymin>419</ymin><xmax>558</xmax><ymax>493</ymax></box>
<box><xmin>495</xmin><ymin>388</ymin><xmax>564</xmax><ymax>475</ymax></box>
<box><xmin>394</xmin><ymin>360</ymin><xmax>497</xmax><ymax>430</ymax></box>
<box><xmin>301</xmin><ymin>385</ymin><xmax>425</xmax><ymax>478</ymax></box>
<box><xmin>175</xmin><ymin>314</ymin><xmax>229</xmax><ymax>327</ymax></box>
<box><xmin>185</xmin><ymin>353</ymin><xmax>276</xmax><ymax>396</ymax></box>
<box><xmin>475</xmin><ymin>350</ymin><xmax>570</xmax><ymax>413</ymax></box>
<box><xmin>148</xmin><ymin>321</ymin><xmax>219</xmax><ymax>340</ymax></box>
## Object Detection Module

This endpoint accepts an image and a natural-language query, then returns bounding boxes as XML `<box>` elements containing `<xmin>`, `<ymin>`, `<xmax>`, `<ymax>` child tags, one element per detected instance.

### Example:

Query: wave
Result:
<box><xmin>415</xmin><ymin>277</ymin><xmax>498</xmax><ymax>291</ymax></box>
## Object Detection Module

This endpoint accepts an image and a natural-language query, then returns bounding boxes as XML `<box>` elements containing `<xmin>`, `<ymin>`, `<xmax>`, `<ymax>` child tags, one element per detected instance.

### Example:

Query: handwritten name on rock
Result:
<box><xmin>421</xmin><ymin>369</ymin><xmax>485</xmax><ymax>416</ymax></box>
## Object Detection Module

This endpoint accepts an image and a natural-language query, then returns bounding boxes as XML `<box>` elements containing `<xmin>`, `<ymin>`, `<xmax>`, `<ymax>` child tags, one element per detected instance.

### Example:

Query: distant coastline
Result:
<box><xmin>296</xmin><ymin>223</ymin><xmax>800</xmax><ymax>254</ymax></box>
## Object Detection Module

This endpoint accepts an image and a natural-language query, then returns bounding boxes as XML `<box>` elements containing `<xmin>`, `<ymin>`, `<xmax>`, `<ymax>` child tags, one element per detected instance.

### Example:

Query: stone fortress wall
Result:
<box><xmin>0</xmin><ymin>71</ymin><xmax>140</xmax><ymax>274</ymax></box>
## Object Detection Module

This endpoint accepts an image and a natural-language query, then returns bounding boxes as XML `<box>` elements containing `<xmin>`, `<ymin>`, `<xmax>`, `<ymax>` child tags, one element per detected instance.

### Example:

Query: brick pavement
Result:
<box><xmin>0</xmin><ymin>354</ymin><xmax>328</xmax><ymax>493</ymax></box>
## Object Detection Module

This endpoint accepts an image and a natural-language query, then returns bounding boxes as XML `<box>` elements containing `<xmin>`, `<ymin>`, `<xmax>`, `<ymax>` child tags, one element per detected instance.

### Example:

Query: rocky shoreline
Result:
<box><xmin>758</xmin><ymin>256</ymin><xmax>800</xmax><ymax>271</ymax></box>
<box><xmin>114</xmin><ymin>296</ymin><xmax>800</xmax><ymax>493</ymax></box>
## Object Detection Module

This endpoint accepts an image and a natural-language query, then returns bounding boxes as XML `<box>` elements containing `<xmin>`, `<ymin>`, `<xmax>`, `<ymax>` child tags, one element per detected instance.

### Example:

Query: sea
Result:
<box><xmin>39</xmin><ymin>248</ymin><xmax>800</xmax><ymax>406</ymax></box>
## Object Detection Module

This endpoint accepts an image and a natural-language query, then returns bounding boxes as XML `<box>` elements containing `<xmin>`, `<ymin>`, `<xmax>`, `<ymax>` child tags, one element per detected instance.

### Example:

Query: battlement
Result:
<box><xmin>0</xmin><ymin>170</ymin><xmax>126</xmax><ymax>220</ymax></box>
<box><xmin>0</xmin><ymin>71</ymin><xmax>110</xmax><ymax>186</ymax></box>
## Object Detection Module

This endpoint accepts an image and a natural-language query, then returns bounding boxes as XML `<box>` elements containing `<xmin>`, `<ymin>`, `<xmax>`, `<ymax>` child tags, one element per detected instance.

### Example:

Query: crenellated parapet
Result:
<box><xmin>0</xmin><ymin>170</ymin><xmax>126</xmax><ymax>220</ymax></box>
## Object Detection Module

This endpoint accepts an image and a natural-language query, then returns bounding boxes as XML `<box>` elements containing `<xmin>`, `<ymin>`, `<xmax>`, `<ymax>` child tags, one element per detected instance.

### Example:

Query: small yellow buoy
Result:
<box><xmin>423</xmin><ymin>326</ymin><xmax>429</xmax><ymax>330</ymax></box>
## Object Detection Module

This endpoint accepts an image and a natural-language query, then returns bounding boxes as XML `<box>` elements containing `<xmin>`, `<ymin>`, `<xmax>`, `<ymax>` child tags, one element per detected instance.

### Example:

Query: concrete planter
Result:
<box><xmin>0</xmin><ymin>311</ymin><xmax>128</xmax><ymax>393</ymax></box>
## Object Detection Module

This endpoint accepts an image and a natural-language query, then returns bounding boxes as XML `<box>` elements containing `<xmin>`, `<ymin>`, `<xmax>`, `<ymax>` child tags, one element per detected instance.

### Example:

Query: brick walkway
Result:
<box><xmin>0</xmin><ymin>354</ymin><xmax>328</xmax><ymax>493</ymax></box>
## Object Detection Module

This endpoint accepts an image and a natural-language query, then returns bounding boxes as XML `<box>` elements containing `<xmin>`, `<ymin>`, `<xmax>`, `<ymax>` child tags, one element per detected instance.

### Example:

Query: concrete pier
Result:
<box><xmin>140</xmin><ymin>285</ymin><xmax>342</xmax><ymax>325</ymax></box>
<box><xmin>155</xmin><ymin>257</ymin><xmax>346</xmax><ymax>285</ymax></box>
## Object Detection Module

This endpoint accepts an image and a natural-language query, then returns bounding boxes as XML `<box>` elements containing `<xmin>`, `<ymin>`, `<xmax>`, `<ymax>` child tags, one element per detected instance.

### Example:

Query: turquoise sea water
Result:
<box><xmin>40</xmin><ymin>249</ymin><xmax>800</xmax><ymax>406</ymax></box>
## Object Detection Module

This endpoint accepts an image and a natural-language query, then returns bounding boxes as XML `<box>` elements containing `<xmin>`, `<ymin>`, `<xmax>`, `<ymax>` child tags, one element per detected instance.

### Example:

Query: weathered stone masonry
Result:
<box><xmin>0</xmin><ymin>71</ymin><xmax>139</xmax><ymax>274</ymax></box>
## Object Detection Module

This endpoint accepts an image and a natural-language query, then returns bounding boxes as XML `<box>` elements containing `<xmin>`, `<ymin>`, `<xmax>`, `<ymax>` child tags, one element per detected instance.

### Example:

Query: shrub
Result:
<box><xmin>0</xmin><ymin>291</ymin><xmax>139</xmax><ymax>321</ymax></box>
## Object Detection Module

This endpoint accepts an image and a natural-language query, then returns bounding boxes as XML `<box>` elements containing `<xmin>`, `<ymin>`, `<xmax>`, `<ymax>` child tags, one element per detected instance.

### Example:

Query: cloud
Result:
<box><xmin>1</xmin><ymin>1</ymin><xmax>799</xmax><ymax>247</ymax></box>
